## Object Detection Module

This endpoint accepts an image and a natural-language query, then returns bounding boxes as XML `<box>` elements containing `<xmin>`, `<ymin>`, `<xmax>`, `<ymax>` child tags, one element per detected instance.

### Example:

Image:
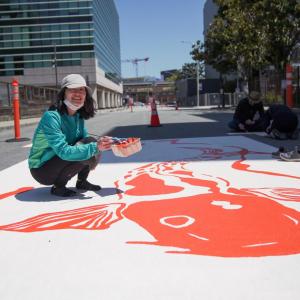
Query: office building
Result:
<box><xmin>0</xmin><ymin>0</ymin><xmax>122</xmax><ymax>108</ymax></box>
<box><xmin>203</xmin><ymin>0</ymin><xmax>219</xmax><ymax>80</ymax></box>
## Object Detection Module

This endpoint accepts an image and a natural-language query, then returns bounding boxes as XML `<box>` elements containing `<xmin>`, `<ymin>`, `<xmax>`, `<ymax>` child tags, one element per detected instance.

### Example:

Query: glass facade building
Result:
<box><xmin>93</xmin><ymin>0</ymin><xmax>121</xmax><ymax>83</ymax></box>
<box><xmin>0</xmin><ymin>0</ymin><xmax>122</xmax><ymax>98</ymax></box>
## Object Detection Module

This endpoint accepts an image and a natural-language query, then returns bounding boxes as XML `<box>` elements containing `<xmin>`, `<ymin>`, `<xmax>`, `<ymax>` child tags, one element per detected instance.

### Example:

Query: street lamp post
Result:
<box><xmin>196</xmin><ymin>60</ymin><xmax>200</xmax><ymax>107</ymax></box>
<box><xmin>180</xmin><ymin>41</ymin><xmax>200</xmax><ymax>107</ymax></box>
<box><xmin>53</xmin><ymin>43</ymin><xmax>58</xmax><ymax>89</ymax></box>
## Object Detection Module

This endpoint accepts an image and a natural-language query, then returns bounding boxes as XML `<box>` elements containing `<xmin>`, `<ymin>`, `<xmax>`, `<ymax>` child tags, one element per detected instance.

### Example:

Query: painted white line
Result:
<box><xmin>283</xmin><ymin>214</ymin><xmax>299</xmax><ymax>225</ymax></box>
<box><xmin>23</xmin><ymin>143</ymin><xmax>32</xmax><ymax>148</ymax></box>
<box><xmin>227</xmin><ymin>132</ymin><xmax>268</xmax><ymax>137</ymax></box>
<box><xmin>243</xmin><ymin>242</ymin><xmax>278</xmax><ymax>248</ymax></box>
<box><xmin>188</xmin><ymin>233</ymin><xmax>209</xmax><ymax>241</ymax></box>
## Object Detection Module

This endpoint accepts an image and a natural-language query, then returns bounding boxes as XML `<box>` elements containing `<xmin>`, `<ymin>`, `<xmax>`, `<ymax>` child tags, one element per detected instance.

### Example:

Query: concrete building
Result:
<box><xmin>0</xmin><ymin>0</ymin><xmax>122</xmax><ymax>109</ymax></box>
<box><xmin>122</xmin><ymin>77</ymin><xmax>176</xmax><ymax>105</ymax></box>
<box><xmin>122</xmin><ymin>77</ymin><xmax>153</xmax><ymax>104</ymax></box>
<box><xmin>203</xmin><ymin>0</ymin><xmax>219</xmax><ymax>80</ymax></box>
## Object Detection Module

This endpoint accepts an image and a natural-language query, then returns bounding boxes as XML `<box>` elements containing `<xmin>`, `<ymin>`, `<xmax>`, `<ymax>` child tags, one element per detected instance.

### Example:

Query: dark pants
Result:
<box><xmin>30</xmin><ymin>137</ymin><xmax>100</xmax><ymax>188</ymax></box>
<box><xmin>228</xmin><ymin>118</ymin><xmax>266</xmax><ymax>132</ymax></box>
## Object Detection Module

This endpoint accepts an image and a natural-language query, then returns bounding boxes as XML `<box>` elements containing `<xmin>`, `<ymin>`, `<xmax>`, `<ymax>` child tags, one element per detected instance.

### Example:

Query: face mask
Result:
<box><xmin>63</xmin><ymin>99</ymin><xmax>84</xmax><ymax>111</ymax></box>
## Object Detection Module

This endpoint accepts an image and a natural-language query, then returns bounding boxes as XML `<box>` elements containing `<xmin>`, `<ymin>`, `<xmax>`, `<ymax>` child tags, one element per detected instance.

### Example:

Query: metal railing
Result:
<box><xmin>0</xmin><ymin>81</ymin><xmax>58</xmax><ymax>120</ymax></box>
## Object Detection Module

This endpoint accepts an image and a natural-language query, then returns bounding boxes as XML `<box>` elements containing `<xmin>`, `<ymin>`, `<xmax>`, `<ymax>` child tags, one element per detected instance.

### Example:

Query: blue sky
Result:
<box><xmin>114</xmin><ymin>0</ymin><xmax>205</xmax><ymax>79</ymax></box>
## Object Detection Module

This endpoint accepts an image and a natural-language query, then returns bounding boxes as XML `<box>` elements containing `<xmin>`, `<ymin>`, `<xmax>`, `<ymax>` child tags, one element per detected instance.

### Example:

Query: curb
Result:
<box><xmin>0</xmin><ymin>118</ymin><xmax>41</xmax><ymax>131</ymax></box>
<box><xmin>0</xmin><ymin>107</ymin><xmax>126</xmax><ymax>131</ymax></box>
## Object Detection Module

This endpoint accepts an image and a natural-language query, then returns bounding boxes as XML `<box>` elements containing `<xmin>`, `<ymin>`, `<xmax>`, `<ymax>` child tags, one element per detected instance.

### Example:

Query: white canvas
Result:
<box><xmin>0</xmin><ymin>136</ymin><xmax>299</xmax><ymax>300</ymax></box>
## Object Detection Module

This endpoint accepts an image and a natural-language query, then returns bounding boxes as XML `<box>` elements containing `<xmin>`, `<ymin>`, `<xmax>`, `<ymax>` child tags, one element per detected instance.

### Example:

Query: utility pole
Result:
<box><xmin>53</xmin><ymin>43</ymin><xmax>58</xmax><ymax>89</ymax></box>
<box><xmin>196</xmin><ymin>61</ymin><xmax>200</xmax><ymax>107</ymax></box>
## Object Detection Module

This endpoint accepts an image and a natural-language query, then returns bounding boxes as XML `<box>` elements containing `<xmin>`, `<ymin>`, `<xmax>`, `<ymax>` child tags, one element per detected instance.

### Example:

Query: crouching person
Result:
<box><xmin>28</xmin><ymin>74</ymin><xmax>113</xmax><ymax>197</ymax></box>
<box><xmin>228</xmin><ymin>91</ymin><xmax>265</xmax><ymax>132</ymax></box>
<box><xmin>265</xmin><ymin>104</ymin><xmax>299</xmax><ymax>140</ymax></box>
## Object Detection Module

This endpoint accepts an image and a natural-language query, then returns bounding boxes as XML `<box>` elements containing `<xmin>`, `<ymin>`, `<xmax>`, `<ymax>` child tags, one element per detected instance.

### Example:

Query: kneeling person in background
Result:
<box><xmin>228</xmin><ymin>91</ymin><xmax>265</xmax><ymax>132</ymax></box>
<box><xmin>265</xmin><ymin>104</ymin><xmax>298</xmax><ymax>140</ymax></box>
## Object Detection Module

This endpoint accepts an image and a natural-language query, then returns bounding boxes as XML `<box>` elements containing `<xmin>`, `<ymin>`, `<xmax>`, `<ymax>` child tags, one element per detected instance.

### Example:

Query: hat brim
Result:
<box><xmin>63</xmin><ymin>84</ymin><xmax>92</xmax><ymax>97</ymax></box>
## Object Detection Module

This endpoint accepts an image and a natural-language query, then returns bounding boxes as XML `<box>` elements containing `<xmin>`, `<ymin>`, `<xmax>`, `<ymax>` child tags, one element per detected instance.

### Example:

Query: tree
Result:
<box><xmin>165</xmin><ymin>70</ymin><xmax>181</xmax><ymax>82</ymax></box>
<box><xmin>165</xmin><ymin>63</ymin><xmax>204</xmax><ymax>81</ymax></box>
<box><xmin>205</xmin><ymin>0</ymin><xmax>300</xmax><ymax>92</ymax></box>
<box><xmin>189</xmin><ymin>40</ymin><xmax>206</xmax><ymax>83</ymax></box>
<box><xmin>181</xmin><ymin>63</ymin><xmax>199</xmax><ymax>79</ymax></box>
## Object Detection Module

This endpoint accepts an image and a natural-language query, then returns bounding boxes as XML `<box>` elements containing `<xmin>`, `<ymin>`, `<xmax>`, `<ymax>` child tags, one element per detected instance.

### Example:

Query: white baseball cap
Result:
<box><xmin>61</xmin><ymin>74</ymin><xmax>92</xmax><ymax>96</ymax></box>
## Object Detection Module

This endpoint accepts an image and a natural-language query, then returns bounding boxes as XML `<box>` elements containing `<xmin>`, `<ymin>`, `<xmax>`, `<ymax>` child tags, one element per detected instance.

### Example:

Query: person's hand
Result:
<box><xmin>97</xmin><ymin>136</ymin><xmax>113</xmax><ymax>151</ymax></box>
<box><xmin>265</xmin><ymin>120</ymin><xmax>273</xmax><ymax>134</ymax></box>
<box><xmin>245</xmin><ymin>119</ymin><xmax>254</xmax><ymax>125</ymax></box>
<box><xmin>253</xmin><ymin>112</ymin><xmax>260</xmax><ymax>121</ymax></box>
<box><xmin>238</xmin><ymin>123</ymin><xmax>246</xmax><ymax>131</ymax></box>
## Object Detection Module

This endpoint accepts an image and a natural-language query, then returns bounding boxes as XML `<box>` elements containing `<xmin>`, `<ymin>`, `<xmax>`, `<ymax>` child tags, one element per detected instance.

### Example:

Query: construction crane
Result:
<box><xmin>121</xmin><ymin>57</ymin><xmax>149</xmax><ymax>78</ymax></box>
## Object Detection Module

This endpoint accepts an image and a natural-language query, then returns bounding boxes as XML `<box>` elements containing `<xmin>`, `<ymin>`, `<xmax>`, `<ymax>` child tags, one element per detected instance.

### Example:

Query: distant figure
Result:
<box><xmin>228</xmin><ymin>91</ymin><xmax>265</xmax><ymax>132</ymax></box>
<box><xmin>148</xmin><ymin>92</ymin><xmax>154</xmax><ymax>106</ymax></box>
<box><xmin>265</xmin><ymin>104</ymin><xmax>298</xmax><ymax>140</ymax></box>
<box><xmin>28</xmin><ymin>74</ymin><xmax>113</xmax><ymax>197</ymax></box>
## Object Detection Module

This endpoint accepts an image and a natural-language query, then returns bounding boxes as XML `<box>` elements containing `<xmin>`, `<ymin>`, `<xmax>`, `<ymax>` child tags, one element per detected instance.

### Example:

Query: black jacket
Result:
<box><xmin>265</xmin><ymin>104</ymin><xmax>298</xmax><ymax>133</ymax></box>
<box><xmin>233</xmin><ymin>98</ymin><xmax>264</xmax><ymax>124</ymax></box>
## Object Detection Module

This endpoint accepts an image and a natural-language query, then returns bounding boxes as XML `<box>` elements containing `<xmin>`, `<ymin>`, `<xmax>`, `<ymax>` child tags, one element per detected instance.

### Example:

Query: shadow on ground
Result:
<box><xmin>15</xmin><ymin>187</ymin><xmax>123</xmax><ymax>202</ymax></box>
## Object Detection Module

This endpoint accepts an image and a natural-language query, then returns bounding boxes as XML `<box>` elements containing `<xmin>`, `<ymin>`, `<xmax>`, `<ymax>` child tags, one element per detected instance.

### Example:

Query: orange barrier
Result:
<box><xmin>12</xmin><ymin>79</ymin><xmax>21</xmax><ymax>139</ymax></box>
<box><xmin>149</xmin><ymin>101</ymin><xmax>161</xmax><ymax>127</ymax></box>
<box><xmin>286</xmin><ymin>64</ymin><xmax>293</xmax><ymax>108</ymax></box>
<box><xmin>6</xmin><ymin>79</ymin><xmax>30</xmax><ymax>142</ymax></box>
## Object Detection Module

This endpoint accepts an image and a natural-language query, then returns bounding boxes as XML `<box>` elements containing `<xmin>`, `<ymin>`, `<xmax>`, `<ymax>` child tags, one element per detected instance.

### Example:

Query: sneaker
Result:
<box><xmin>76</xmin><ymin>180</ymin><xmax>101</xmax><ymax>191</ymax></box>
<box><xmin>279</xmin><ymin>146</ymin><xmax>300</xmax><ymax>162</ymax></box>
<box><xmin>271</xmin><ymin>146</ymin><xmax>286</xmax><ymax>159</ymax></box>
<box><xmin>51</xmin><ymin>185</ymin><xmax>77</xmax><ymax>197</ymax></box>
<box><xmin>270</xmin><ymin>129</ymin><xmax>288</xmax><ymax>140</ymax></box>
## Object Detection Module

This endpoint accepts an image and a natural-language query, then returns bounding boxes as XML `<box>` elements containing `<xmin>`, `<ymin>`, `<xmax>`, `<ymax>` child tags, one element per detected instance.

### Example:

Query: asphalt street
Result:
<box><xmin>0</xmin><ymin>106</ymin><xmax>299</xmax><ymax>171</ymax></box>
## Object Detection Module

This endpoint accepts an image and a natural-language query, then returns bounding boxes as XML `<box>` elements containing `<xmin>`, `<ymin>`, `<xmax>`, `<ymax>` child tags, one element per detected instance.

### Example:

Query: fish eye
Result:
<box><xmin>160</xmin><ymin>215</ymin><xmax>195</xmax><ymax>228</ymax></box>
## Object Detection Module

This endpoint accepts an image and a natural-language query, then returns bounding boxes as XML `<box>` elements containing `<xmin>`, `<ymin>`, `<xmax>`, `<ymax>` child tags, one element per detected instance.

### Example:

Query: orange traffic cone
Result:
<box><xmin>149</xmin><ymin>101</ymin><xmax>162</xmax><ymax>127</ymax></box>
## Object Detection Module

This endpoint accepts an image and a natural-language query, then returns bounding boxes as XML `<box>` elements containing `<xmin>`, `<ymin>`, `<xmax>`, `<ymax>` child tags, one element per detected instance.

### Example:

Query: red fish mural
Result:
<box><xmin>0</xmin><ymin>143</ymin><xmax>300</xmax><ymax>258</ymax></box>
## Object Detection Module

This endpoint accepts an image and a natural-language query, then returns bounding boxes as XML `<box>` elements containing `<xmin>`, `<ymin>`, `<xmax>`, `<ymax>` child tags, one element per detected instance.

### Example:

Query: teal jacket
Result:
<box><xmin>28</xmin><ymin>110</ymin><xmax>99</xmax><ymax>169</ymax></box>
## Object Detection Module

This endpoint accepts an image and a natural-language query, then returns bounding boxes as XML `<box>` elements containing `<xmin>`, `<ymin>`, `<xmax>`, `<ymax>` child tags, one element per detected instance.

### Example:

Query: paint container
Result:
<box><xmin>111</xmin><ymin>137</ymin><xmax>142</xmax><ymax>157</ymax></box>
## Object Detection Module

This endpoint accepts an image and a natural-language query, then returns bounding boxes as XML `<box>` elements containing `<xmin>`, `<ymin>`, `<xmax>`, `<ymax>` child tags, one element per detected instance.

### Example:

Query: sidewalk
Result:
<box><xmin>0</xmin><ymin>107</ymin><xmax>127</xmax><ymax>131</ymax></box>
<box><xmin>0</xmin><ymin>117</ymin><xmax>41</xmax><ymax>131</ymax></box>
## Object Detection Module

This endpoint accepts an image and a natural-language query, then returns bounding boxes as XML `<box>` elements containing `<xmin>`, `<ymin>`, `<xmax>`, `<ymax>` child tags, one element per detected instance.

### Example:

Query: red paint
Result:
<box><xmin>241</xmin><ymin>188</ymin><xmax>300</xmax><ymax>202</ymax></box>
<box><xmin>124</xmin><ymin>193</ymin><xmax>300</xmax><ymax>257</ymax></box>
<box><xmin>1</xmin><ymin>143</ymin><xmax>300</xmax><ymax>258</ymax></box>
<box><xmin>125</xmin><ymin>173</ymin><xmax>183</xmax><ymax>196</ymax></box>
<box><xmin>0</xmin><ymin>187</ymin><xmax>33</xmax><ymax>200</ymax></box>
<box><xmin>0</xmin><ymin>203</ymin><xmax>126</xmax><ymax>232</ymax></box>
<box><xmin>180</xmin><ymin>177</ymin><xmax>219</xmax><ymax>193</ymax></box>
<box><xmin>120</xmin><ymin>161</ymin><xmax>300</xmax><ymax>257</ymax></box>
<box><xmin>232</xmin><ymin>159</ymin><xmax>300</xmax><ymax>180</ymax></box>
